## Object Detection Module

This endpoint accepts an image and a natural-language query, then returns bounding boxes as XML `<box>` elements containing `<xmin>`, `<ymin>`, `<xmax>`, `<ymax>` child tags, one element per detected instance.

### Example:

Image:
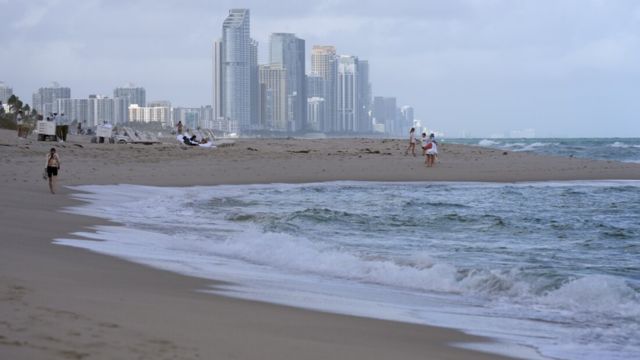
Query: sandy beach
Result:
<box><xmin>1</xmin><ymin>128</ymin><xmax>639</xmax><ymax>360</ymax></box>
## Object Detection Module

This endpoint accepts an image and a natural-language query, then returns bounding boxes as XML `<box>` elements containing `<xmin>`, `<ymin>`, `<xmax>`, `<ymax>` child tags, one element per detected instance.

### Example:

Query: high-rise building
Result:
<box><xmin>250</xmin><ymin>39</ymin><xmax>261</xmax><ymax>129</ymax></box>
<box><xmin>129</xmin><ymin>104</ymin><xmax>171</xmax><ymax>125</ymax></box>
<box><xmin>401</xmin><ymin>106</ymin><xmax>414</xmax><ymax>129</ymax></box>
<box><xmin>87</xmin><ymin>95</ymin><xmax>115</xmax><ymax>126</ymax></box>
<box><xmin>113</xmin><ymin>84</ymin><xmax>146</xmax><ymax>107</ymax></box>
<box><xmin>32</xmin><ymin>82</ymin><xmax>71</xmax><ymax>116</ymax></box>
<box><xmin>173</xmin><ymin>107</ymin><xmax>201</xmax><ymax>130</ymax></box>
<box><xmin>56</xmin><ymin>98</ymin><xmax>89</xmax><ymax>125</ymax></box>
<box><xmin>199</xmin><ymin>105</ymin><xmax>215</xmax><ymax>129</ymax></box>
<box><xmin>357</xmin><ymin>60</ymin><xmax>372</xmax><ymax>133</ymax></box>
<box><xmin>373</xmin><ymin>96</ymin><xmax>398</xmax><ymax>135</ymax></box>
<box><xmin>307</xmin><ymin>74</ymin><xmax>325</xmax><ymax>98</ymax></box>
<box><xmin>259</xmin><ymin>65</ymin><xmax>288</xmax><ymax>131</ymax></box>
<box><xmin>270</xmin><ymin>33</ymin><xmax>306</xmax><ymax>132</ymax></box>
<box><xmin>0</xmin><ymin>81</ymin><xmax>13</xmax><ymax>103</ymax></box>
<box><xmin>336</xmin><ymin>55</ymin><xmax>359</xmax><ymax>133</ymax></box>
<box><xmin>307</xmin><ymin>97</ymin><xmax>325</xmax><ymax>132</ymax></box>
<box><xmin>222</xmin><ymin>9</ymin><xmax>253</xmax><ymax>133</ymax></box>
<box><xmin>212</xmin><ymin>40</ymin><xmax>224</xmax><ymax>120</ymax></box>
<box><xmin>112</xmin><ymin>97</ymin><xmax>129</xmax><ymax>124</ymax></box>
<box><xmin>311</xmin><ymin>46</ymin><xmax>337</xmax><ymax>132</ymax></box>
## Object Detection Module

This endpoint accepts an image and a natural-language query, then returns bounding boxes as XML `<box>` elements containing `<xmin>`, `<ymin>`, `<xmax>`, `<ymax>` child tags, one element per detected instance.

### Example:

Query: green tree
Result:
<box><xmin>7</xmin><ymin>95</ymin><xmax>18</xmax><ymax>113</ymax></box>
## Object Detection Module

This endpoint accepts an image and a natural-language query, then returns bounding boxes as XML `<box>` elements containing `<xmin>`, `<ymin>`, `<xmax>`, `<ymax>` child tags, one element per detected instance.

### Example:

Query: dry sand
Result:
<box><xmin>1</xmin><ymin>128</ymin><xmax>639</xmax><ymax>360</ymax></box>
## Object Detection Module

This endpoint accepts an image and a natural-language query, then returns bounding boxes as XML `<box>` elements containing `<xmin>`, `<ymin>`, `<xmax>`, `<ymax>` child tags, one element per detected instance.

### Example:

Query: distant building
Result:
<box><xmin>259</xmin><ymin>65</ymin><xmax>288</xmax><ymax>131</ymax></box>
<box><xmin>173</xmin><ymin>107</ymin><xmax>201</xmax><ymax>130</ymax></box>
<box><xmin>250</xmin><ymin>39</ymin><xmax>261</xmax><ymax>129</ymax></box>
<box><xmin>336</xmin><ymin>55</ymin><xmax>359</xmax><ymax>132</ymax></box>
<box><xmin>307</xmin><ymin>74</ymin><xmax>325</xmax><ymax>99</ymax></box>
<box><xmin>199</xmin><ymin>105</ymin><xmax>215</xmax><ymax>130</ymax></box>
<box><xmin>56</xmin><ymin>98</ymin><xmax>89</xmax><ymax>125</ymax></box>
<box><xmin>88</xmin><ymin>95</ymin><xmax>114</xmax><ymax>126</ymax></box>
<box><xmin>270</xmin><ymin>33</ymin><xmax>306</xmax><ymax>132</ymax></box>
<box><xmin>113</xmin><ymin>84</ymin><xmax>146</xmax><ymax>107</ymax></box>
<box><xmin>400</xmin><ymin>106</ymin><xmax>414</xmax><ymax>135</ymax></box>
<box><xmin>148</xmin><ymin>100</ymin><xmax>171</xmax><ymax>108</ymax></box>
<box><xmin>307</xmin><ymin>97</ymin><xmax>325</xmax><ymax>132</ymax></box>
<box><xmin>357</xmin><ymin>60</ymin><xmax>372</xmax><ymax>133</ymax></box>
<box><xmin>221</xmin><ymin>9</ymin><xmax>254</xmax><ymax>133</ymax></box>
<box><xmin>0</xmin><ymin>81</ymin><xmax>13</xmax><ymax>103</ymax></box>
<box><xmin>311</xmin><ymin>46</ymin><xmax>337</xmax><ymax>132</ymax></box>
<box><xmin>32</xmin><ymin>82</ymin><xmax>71</xmax><ymax>116</ymax></box>
<box><xmin>128</xmin><ymin>104</ymin><xmax>171</xmax><ymax>126</ymax></box>
<box><xmin>212</xmin><ymin>39</ymin><xmax>224</xmax><ymax>121</ymax></box>
<box><xmin>373</xmin><ymin>96</ymin><xmax>398</xmax><ymax>135</ymax></box>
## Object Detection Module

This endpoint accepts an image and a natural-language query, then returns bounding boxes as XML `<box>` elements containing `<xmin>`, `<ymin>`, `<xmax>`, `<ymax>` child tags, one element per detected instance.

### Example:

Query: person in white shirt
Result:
<box><xmin>425</xmin><ymin>133</ymin><xmax>438</xmax><ymax>167</ymax></box>
<box><xmin>420</xmin><ymin>132</ymin><xmax>429</xmax><ymax>156</ymax></box>
<box><xmin>404</xmin><ymin>127</ymin><xmax>417</xmax><ymax>157</ymax></box>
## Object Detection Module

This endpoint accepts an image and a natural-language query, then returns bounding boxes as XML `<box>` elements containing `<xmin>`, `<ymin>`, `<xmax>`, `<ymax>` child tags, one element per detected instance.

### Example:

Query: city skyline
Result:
<box><xmin>1</xmin><ymin>1</ymin><xmax>640</xmax><ymax>137</ymax></box>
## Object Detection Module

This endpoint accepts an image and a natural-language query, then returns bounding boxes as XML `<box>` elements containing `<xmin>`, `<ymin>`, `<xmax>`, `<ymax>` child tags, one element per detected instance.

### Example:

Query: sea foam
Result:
<box><xmin>57</xmin><ymin>182</ymin><xmax>640</xmax><ymax>360</ymax></box>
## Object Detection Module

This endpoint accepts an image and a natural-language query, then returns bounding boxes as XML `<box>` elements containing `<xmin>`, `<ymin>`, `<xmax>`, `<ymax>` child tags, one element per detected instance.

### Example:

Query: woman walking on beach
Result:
<box><xmin>404</xmin><ymin>127</ymin><xmax>417</xmax><ymax>156</ymax></box>
<box><xmin>45</xmin><ymin>148</ymin><xmax>60</xmax><ymax>194</ymax></box>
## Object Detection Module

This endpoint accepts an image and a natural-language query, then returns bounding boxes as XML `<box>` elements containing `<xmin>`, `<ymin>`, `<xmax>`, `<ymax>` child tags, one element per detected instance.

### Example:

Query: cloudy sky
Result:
<box><xmin>1</xmin><ymin>0</ymin><xmax>639</xmax><ymax>137</ymax></box>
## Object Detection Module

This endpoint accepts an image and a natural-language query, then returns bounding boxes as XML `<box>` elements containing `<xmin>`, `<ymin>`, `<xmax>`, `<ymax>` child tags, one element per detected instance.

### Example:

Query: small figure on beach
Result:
<box><xmin>177</xmin><ymin>121</ymin><xmax>183</xmax><ymax>135</ymax></box>
<box><xmin>182</xmin><ymin>135</ymin><xmax>199</xmax><ymax>146</ymax></box>
<box><xmin>425</xmin><ymin>133</ymin><xmax>438</xmax><ymax>167</ymax></box>
<box><xmin>420</xmin><ymin>132</ymin><xmax>428</xmax><ymax>156</ymax></box>
<box><xmin>404</xmin><ymin>127</ymin><xmax>417</xmax><ymax>157</ymax></box>
<box><xmin>45</xmin><ymin>148</ymin><xmax>60</xmax><ymax>194</ymax></box>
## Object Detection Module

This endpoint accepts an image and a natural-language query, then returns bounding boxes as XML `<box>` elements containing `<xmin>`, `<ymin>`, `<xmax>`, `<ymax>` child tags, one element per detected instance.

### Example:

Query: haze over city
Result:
<box><xmin>1</xmin><ymin>0</ymin><xmax>639</xmax><ymax>137</ymax></box>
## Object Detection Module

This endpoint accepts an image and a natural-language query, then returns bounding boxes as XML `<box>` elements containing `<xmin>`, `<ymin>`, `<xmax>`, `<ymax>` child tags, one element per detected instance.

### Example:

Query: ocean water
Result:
<box><xmin>57</xmin><ymin>181</ymin><xmax>640</xmax><ymax>360</ymax></box>
<box><xmin>450</xmin><ymin>138</ymin><xmax>640</xmax><ymax>163</ymax></box>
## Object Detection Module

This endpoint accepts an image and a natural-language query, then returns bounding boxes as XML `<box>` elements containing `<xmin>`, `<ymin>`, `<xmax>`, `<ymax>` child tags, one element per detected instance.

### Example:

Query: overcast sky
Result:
<box><xmin>1</xmin><ymin>0</ymin><xmax>639</xmax><ymax>137</ymax></box>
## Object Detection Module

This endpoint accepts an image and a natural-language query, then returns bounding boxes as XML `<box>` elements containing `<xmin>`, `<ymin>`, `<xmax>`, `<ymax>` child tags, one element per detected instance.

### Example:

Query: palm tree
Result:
<box><xmin>7</xmin><ymin>95</ymin><xmax>18</xmax><ymax>113</ymax></box>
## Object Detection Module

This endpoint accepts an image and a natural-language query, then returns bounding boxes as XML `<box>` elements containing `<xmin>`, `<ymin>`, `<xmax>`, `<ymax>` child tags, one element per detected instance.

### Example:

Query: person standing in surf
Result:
<box><xmin>45</xmin><ymin>148</ymin><xmax>61</xmax><ymax>194</ymax></box>
<box><xmin>404</xmin><ymin>127</ymin><xmax>417</xmax><ymax>157</ymax></box>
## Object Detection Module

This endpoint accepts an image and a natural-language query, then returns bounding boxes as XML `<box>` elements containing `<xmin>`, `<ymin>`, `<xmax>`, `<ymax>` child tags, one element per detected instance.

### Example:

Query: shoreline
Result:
<box><xmin>2</xmin><ymin>129</ymin><xmax>639</xmax><ymax>359</ymax></box>
<box><xmin>1</xmin><ymin>183</ymin><xmax>521</xmax><ymax>360</ymax></box>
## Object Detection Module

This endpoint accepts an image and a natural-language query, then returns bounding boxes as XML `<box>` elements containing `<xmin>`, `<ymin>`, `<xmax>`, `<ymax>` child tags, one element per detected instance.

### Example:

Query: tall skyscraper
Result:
<box><xmin>307</xmin><ymin>97</ymin><xmax>325</xmax><ymax>132</ymax></box>
<box><xmin>88</xmin><ymin>95</ymin><xmax>115</xmax><ymax>126</ymax></box>
<box><xmin>336</xmin><ymin>55</ymin><xmax>359</xmax><ymax>133</ymax></box>
<box><xmin>373</xmin><ymin>96</ymin><xmax>397</xmax><ymax>135</ymax></box>
<box><xmin>222</xmin><ymin>9</ymin><xmax>253</xmax><ymax>133</ymax></box>
<box><xmin>212</xmin><ymin>40</ymin><xmax>224</xmax><ymax>120</ymax></box>
<box><xmin>0</xmin><ymin>81</ymin><xmax>13</xmax><ymax>103</ymax></box>
<box><xmin>250</xmin><ymin>39</ymin><xmax>261</xmax><ymax>129</ymax></box>
<box><xmin>56</xmin><ymin>98</ymin><xmax>89</xmax><ymax>125</ymax></box>
<box><xmin>311</xmin><ymin>46</ymin><xmax>337</xmax><ymax>132</ymax></box>
<box><xmin>33</xmin><ymin>82</ymin><xmax>71</xmax><ymax>116</ymax></box>
<box><xmin>357</xmin><ymin>60</ymin><xmax>372</xmax><ymax>133</ymax></box>
<box><xmin>401</xmin><ymin>106</ymin><xmax>414</xmax><ymax>126</ymax></box>
<box><xmin>270</xmin><ymin>33</ymin><xmax>306</xmax><ymax>132</ymax></box>
<box><xmin>259</xmin><ymin>65</ymin><xmax>287</xmax><ymax>131</ymax></box>
<box><xmin>306</xmin><ymin>74</ymin><xmax>325</xmax><ymax>98</ymax></box>
<box><xmin>113</xmin><ymin>84</ymin><xmax>146</xmax><ymax>106</ymax></box>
